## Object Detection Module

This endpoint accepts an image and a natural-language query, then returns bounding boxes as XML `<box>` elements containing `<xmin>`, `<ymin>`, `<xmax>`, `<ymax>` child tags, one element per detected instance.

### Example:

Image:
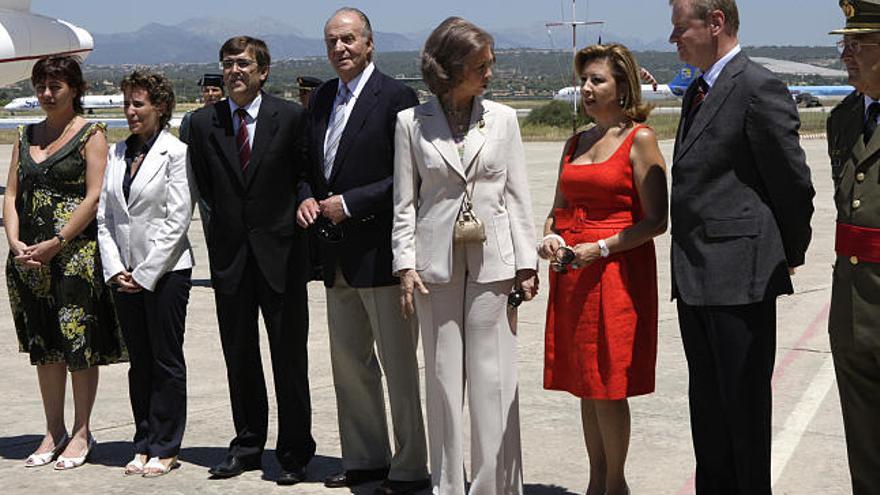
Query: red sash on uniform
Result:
<box><xmin>836</xmin><ymin>222</ymin><xmax>880</xmax><ymax>263</ymax></box>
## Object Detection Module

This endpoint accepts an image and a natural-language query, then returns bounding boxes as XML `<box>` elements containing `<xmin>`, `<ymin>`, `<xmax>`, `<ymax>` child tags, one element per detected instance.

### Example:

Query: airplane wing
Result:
<box><xmin>0</xmin><ymin>2</ymin><xmax>92</xmax><ymax>86</ymax></box>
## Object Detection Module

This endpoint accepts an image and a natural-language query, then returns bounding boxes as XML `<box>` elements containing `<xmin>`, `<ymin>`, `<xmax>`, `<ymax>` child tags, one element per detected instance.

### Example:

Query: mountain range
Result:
<box><xmin>87</xmin><ymin>16</ymin><xmax>673</xmax><ymax>65</ymax></box>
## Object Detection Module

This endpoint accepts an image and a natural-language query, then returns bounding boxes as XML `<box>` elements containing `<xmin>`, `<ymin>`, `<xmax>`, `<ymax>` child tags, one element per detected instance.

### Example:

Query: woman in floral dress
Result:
<box><xmin>3</xmin><ymin>56</ymin><xmax>125</xmax><ymax>470</ymax></box>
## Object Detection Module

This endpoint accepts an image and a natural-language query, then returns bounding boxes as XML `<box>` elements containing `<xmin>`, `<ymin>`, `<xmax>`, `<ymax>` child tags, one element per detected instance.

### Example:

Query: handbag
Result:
<box><xmin>453</xmin><ymin>160</ymin><xmax>486</xmax><ymax>244</ymax></box>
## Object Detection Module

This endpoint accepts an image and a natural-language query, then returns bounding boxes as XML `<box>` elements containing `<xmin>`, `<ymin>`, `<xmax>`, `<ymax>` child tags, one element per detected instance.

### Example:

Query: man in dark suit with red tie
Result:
<box><xmin>295</xmin><ymin>8</ymin><xmax>428</xmax><ymax>495</ymax></box>
<box><xmin>667</xmin><ymin>1</ymin><xmax>815</xmax><ymax>493</ymax></box>
<box><xmin>188</xmin><ymin>36</ymin><xmax>315</xmax><ymax>485</ymax></box>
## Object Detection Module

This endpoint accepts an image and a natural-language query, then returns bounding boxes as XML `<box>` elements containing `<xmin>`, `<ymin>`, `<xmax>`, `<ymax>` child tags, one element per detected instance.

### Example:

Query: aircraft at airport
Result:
<box><xmin>4</xmin><ymin>94</ymin><xmax>124</xmax><ymax>113</ymax></box>
<box><xmin>0</xmin><ymin>0</ymin><xmax>93</xmax><ymax>87</ymax></box>
<box><xmin>554</xmin><ymin>65</ymin><xmax>698</xmax><ymax>103</ymax></box>
<box><xmin>554</xmin><ymin>64</ymin><xmax>855</xmax><ymax>105</ymax></box>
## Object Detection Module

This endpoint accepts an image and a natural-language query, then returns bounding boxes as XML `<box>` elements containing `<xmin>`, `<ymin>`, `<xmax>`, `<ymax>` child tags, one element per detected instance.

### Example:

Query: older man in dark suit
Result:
<box><xmin>295</xmin><ymin>8</ymin><xmax>427</xmax><ymax>495</ymax></box>
<box><xmin>188</xmin><ymin>36</ymin><xmax>315</xmax><ymax>486</ymax></box>
<box><xmin>667</xmin><ymin>1</ymin><xmax>815</xmax><ymax>494</ymax></box>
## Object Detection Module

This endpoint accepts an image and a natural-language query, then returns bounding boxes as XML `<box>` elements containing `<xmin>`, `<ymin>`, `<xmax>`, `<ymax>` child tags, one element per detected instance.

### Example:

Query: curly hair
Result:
<box><xmin>574</xmin><ymin>43</ymin><xmax>653</xmax><ymax>123</ymax></box>
<box><xmin>120</xmin><ymin>69</ymin><xmax>176</xmax><ymax>129</ymax></box>
<box><xmin>420</xmin><ymin>17</ymin><xmax>494</xmax><ymax>97</ymax></box>
<box><xmin>31</xmin><ymin>56</ymin><xmax>87</xmax><ymax>114</ymax></box>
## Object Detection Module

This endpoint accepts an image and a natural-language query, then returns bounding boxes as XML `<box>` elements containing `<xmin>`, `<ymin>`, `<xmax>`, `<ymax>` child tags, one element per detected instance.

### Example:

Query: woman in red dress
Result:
<box><xmin>540</xmin><ymin>44</ymin><xmax>668</xmax><ymax>495</ymax></box>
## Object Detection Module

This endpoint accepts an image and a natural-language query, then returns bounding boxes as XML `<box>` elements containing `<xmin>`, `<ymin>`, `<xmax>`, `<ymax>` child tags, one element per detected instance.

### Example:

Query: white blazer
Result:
<box><xmin>392</xmin><ymin>97</ymin><xmax>538</xmax><ymax>284</ymax></box>
<box><xmin>97</xmin><ymin>130</ymin><xmax>194</xmax><ymax>291</ymax></box>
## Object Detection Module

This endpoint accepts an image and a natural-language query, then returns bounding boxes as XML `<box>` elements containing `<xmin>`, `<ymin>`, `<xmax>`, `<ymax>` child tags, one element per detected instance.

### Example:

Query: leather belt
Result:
<box><xmin>836</xmin><ymin>222</ymin><xmax>880</xmax><ymax>263</ymax></box>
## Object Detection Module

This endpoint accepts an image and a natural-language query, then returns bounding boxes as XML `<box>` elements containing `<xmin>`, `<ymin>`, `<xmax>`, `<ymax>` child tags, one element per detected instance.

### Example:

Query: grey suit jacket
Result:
<box><xmin>97</xmin><ymin>130</ymin><xmax>194</xmax><ymax>291</ymax></box>
<box><xmin>392</xmin><ymin>97</ymin><xmax>538</xmax><ymax>284</ymax></box>
<box><xmin>670</xmin><ymin>52</ymin><xmax>815</xmax><ymax>305</ymax></box>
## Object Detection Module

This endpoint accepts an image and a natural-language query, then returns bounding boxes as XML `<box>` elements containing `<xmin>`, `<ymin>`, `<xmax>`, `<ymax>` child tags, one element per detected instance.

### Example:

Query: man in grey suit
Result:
<box><xmin>667</xmin><ymin>1</ymin><xmax>815</xmax><ymax>493</ymax></box>
<box><xmin>295</xmin><ymin>8</ymin><xmax>428</xmax><ymax>495</ymax></box>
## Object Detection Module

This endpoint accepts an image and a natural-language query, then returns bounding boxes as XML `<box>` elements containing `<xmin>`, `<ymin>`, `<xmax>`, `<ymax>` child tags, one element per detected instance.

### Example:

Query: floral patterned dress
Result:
<box><xmin>6</xmin><ymin>122</ymin><xmax>126</xmax><ymax>371</ymax></box>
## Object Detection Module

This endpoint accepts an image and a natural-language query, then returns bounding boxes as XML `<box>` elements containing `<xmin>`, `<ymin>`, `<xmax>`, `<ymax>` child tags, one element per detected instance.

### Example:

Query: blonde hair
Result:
<box><xmin>574</xmin><ymin>43</ymin><xmax>653</xmax><ymax>123</ymax></box>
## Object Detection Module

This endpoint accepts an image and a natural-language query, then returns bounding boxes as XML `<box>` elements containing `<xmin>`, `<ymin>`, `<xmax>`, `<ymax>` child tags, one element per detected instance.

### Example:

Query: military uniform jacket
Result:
<box><xmin>828</xmin><ymin>91</ymin><xmax>880</xmax><ymax>350</ymax></box>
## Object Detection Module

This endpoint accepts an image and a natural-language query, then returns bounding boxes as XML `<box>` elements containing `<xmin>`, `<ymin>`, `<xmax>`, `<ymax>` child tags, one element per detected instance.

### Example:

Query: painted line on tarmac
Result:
<box><xmin>770</xmin><ymin>355</ymin><xmax>836</xmax><ymax>486</ymax></box>
<box><xmin>675</xmin><ymin>302</ymin><xmax>831</xmax><ymax>495</ymax></box>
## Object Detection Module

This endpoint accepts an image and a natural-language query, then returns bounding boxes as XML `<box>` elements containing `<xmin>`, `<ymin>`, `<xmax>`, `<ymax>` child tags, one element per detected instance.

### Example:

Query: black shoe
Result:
<box><xmin>277</xmin><ymin>464</ymin><xmax>307</xmax><ymax>485</ymax></box>
<box><xmin>208</xmin><ymin>454</ymin><xmax>261</xmax><ymax>479</ymax></box>
<box><xmin>324</xmin><ymin>466</ymin><xmax>390</xmax><ymax>488</ymax></box>
<box><xmin>374</xmin><ymin>477</ymin><xmax>432</xmax><ymax>495</ymax></box>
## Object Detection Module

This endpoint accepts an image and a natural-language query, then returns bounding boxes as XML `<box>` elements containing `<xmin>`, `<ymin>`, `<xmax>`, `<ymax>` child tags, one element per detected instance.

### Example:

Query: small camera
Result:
<box><xmin>507</xmin><ymin>288</ymin><xmax>525</xmax><ymax>308</ymax></box>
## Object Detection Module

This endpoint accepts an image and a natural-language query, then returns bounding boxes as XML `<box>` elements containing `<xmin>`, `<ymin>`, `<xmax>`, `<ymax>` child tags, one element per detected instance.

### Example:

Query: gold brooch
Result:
<box><xmin>842</xmin><ymin>0</ymin><xmax>856</xmax><ymax>19</ymax></box>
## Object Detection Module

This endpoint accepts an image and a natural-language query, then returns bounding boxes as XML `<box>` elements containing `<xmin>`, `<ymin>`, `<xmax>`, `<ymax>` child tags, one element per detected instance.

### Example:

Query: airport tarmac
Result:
<box><xmin>0</xmin><ymin>137</ymin><xmax>851</xmax><ymax>494</ymax></box>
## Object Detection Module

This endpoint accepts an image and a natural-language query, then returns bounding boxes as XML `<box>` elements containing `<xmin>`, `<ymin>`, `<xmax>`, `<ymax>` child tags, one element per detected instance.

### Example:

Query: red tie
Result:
<box><xmin>236</xmin><ymin>108</ymin><xmax>251</xmax><ymax>172</ymax></box>
<box><xmin>683</xmin><ymin>76</ymin><xmax>708</xmax><ymax>137</ymax></box>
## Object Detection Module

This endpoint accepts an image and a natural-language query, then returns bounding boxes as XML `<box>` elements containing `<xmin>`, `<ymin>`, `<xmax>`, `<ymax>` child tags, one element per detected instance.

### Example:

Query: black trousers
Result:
<box><xmin>677</xmin><ymin>299</ymin><xmax>777</xmax><ymax>495</ymax></box>
<box><xmin>113</xmin><ymin>269</ymin><xmax>192</xmax><ymax>458</ymax></box>
<box><xmin>215</xmin><ymin>255</ymin><xmax>315</xmax><ymax>469</ymax></box>
<box><xmin>830</xmin><ymin>342</ymin><xmax>880</xmax><ymax>495</ymax></box>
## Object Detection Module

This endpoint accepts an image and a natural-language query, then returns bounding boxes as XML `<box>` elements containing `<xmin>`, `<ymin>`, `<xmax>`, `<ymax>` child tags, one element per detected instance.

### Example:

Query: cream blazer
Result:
<box><xmin>392</xmin><ymin>97</ymin><xmax>537</xmax><ymax>284</ymax></box>
<box><xmin>97</xmin><ymin>130</ymin><xmax>194</xmax><ymax>291</ymax></box>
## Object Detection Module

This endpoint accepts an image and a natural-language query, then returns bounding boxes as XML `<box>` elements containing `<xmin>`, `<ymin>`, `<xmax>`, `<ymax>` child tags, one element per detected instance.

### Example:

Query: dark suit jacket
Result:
<box><xmin>671</xmin><ymin>52</ymin><xmax>815</xmax><ymax>306</ymax></box>
<box><xmin>188</xmin><ymin>92</ymin><xmax>309</xmax><ymax>294</ymax></box>
<box><xmin>297</xmin><ymin>68</ymin><xmax>419</xmax><ymax>288</ymax></box>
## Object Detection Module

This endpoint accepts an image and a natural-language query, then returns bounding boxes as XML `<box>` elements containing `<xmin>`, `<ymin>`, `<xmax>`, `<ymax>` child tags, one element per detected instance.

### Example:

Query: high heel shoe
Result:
<box><xmin>53</xmin><ymin>435</ymin><xmax>96</xmax><ymax>470</ymax></box>
<box><xmin>24</xmin><ymin>433</ymin><xmax>69</xmax><ymax>468</ymax></box>
<box><xmin>142</xmin><ymin>456</ymin><xmax>180</xmax><ymax>477</ymax></box>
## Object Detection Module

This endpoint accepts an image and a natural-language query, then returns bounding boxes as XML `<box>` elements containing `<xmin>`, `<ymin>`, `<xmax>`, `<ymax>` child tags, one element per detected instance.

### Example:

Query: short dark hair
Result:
<box><xmin>672</xmin><ymin>0</ymin><xmax>740</xmax><ymax>34</ymax></box>
<box><xmin>120</xmin><ymin>69</ymin><xmax>176</xmax><ymax>129</ymax></box>
<box><xmin>327</xmin><ymin>7</ymin><xmax>373</xmax><ymax>41</ymax></box>
<box><xmin>575</xmin><ymin>44</ymin><xmax>653</xmax><ymax>123</ymax></box>
<box><xmin>220</xmin><ymin>36</ymin><xmax>271</xmax><ymax>69</ymax></box>
<box><xmin>421</xmin><ymin>17</ymin><xmax>494</xmax><ymax>97</ymax></box>
<box><xmin>31</xmin><ymin>56</ymin><xmax>87</xmax><ymax>114</ymax></box>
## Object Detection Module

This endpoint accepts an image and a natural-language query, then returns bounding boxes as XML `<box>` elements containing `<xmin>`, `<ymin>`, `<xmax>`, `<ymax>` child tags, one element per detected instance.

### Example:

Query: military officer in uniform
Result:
<box><xmin>828</xmin><ymin>2</ymin><xmax>880</xmax><ymax>493</ymax></box>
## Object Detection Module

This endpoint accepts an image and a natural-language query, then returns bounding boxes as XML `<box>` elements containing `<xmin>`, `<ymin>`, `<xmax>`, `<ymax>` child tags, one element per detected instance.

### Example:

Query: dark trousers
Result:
<box><xmin>113</xmin><ymin>269</ymin><xmax>192</xmax><ymax>458</ymax></box>
<box><xmin>831</xmin><ymin>343</ymin><xmax>880</xmax><ymax>495</ymax></box>
<box><xmin>677</xmin><ymin>299</ymin><xmax>777</xmax><ymax>495</ymax></box>
<box><xmin>215</xmin><ymin>255</ymin><xmax>315</xmax><ymax>469</ymax></box>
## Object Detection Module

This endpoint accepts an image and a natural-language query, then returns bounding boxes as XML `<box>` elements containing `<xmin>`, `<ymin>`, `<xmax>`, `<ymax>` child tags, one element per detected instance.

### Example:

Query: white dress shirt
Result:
<box><xmin>702</xmin><ymin>44</ymin><xmax>742</xmax><ymax>89</ymax></box>
<box><xmin>228</xmin><ymin>92</ymin><xmax>262</xmax><ymax>150</ymax></box>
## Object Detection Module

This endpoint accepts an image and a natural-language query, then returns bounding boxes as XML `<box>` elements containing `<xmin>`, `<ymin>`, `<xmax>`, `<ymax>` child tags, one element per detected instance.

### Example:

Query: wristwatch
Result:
<box><xmin>54</xmin><ymin>232</ymin><xmax>66</xmax><ymax>244</ymax></box>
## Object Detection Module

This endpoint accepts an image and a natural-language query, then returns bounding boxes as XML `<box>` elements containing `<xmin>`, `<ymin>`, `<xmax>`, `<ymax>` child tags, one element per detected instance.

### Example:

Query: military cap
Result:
<box><xmin>198</xmin><ymin>73</ymin><xmax>224</xmax><ymax>88</ymax></box>
<box><xmin>297</xmin><ymin>76</ymin><xmax>323</xmax><ymax>89</ymax></box>
<box><xmin>831</xmin><ymin>0</ymin><xmax>880</xmax><ymax>34</ymax></box>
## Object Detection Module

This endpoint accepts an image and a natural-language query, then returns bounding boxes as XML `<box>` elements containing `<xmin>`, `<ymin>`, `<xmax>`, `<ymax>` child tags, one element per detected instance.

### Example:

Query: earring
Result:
<box><xmin>618</xmin><ymin>96</ymin><xmax>626</xmax><ymax>107</ymax></box>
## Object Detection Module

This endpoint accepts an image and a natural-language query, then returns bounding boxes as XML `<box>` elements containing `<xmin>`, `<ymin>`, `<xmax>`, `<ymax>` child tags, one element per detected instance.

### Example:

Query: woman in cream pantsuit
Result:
<box><xmin>97</xmin><ymin>70</ymin><xmax>193</xmax><ymax>477</ymax></box>
<box><xmin>393</xmin><ymin>17</ymin><xmax>538</xmax><ymax>495</ymax></box>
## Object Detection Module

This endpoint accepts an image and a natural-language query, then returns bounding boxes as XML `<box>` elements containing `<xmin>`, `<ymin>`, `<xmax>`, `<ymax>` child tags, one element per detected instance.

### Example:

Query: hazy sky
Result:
<box><xmin>33</xmin><ymin>0</ymin><xmax>842</xmax><ymax>47</ymax></box>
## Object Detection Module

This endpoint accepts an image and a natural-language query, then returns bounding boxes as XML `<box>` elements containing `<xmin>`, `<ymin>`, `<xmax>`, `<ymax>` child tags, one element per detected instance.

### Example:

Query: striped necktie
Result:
<box><xmin>236</xmin><ymin>108</ymin><xmax>251</xmax><ymax>172</ymax></box>
<box><xmin>324</xmin><ymin>84</ymin><xmax>352</xmax><ymax>179</ymax></box>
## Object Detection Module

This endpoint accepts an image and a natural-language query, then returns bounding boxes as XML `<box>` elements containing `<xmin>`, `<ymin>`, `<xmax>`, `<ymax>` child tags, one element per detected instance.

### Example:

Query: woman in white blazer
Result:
<box><xmin>97</xmin><ymin>70</ymin><xmax>193</xmax><ymax>477</ymax></box>
<box><xmin>392</xmin><ymin>17</ymin><xmax>538</xmax><ymax>495</ymax></box>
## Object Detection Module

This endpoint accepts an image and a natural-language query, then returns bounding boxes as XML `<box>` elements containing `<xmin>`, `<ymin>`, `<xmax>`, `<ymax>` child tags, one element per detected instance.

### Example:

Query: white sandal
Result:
<box><xmin>124</xmin><ymin>455</ymin><xmax>147</xmax><ymax>476</ymax></box>
<box><xmin>54</xmin><ymin>435</ymin><xmax>96</xmax><ymax>470</ymax></box>
<box><xmin>24</xmin><ymin>433</ymin><xmax>69</xmax><ymax>468</ymax></box>
<box><xmin>142</xmin><ymin>456</ymin><xmax>180</xmax><ymax>477</ymax></box>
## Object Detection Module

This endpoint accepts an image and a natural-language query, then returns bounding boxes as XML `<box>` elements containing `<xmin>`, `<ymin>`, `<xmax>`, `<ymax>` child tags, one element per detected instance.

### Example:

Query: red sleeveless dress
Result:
<box><xmin>543</xmin><ymin>125</ymin><xmax>658</xmax><ymax>399</ymax></box>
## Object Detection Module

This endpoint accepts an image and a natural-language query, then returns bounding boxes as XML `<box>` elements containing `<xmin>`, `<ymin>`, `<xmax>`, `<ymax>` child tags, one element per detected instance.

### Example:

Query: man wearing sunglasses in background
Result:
<box><xmin>827</xmin><ymin>2</ymin><xmax>880</xmax><ymax>493</ymax></box>
<box><xmin>188</xmin><ymin>36</ymin><xmax>315</xmax><ymax>485</ymax></box>
<box><xmin>295</xmin><ymin>8</ymin><xmax>428</xmax><ymax>495</ymax></box>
